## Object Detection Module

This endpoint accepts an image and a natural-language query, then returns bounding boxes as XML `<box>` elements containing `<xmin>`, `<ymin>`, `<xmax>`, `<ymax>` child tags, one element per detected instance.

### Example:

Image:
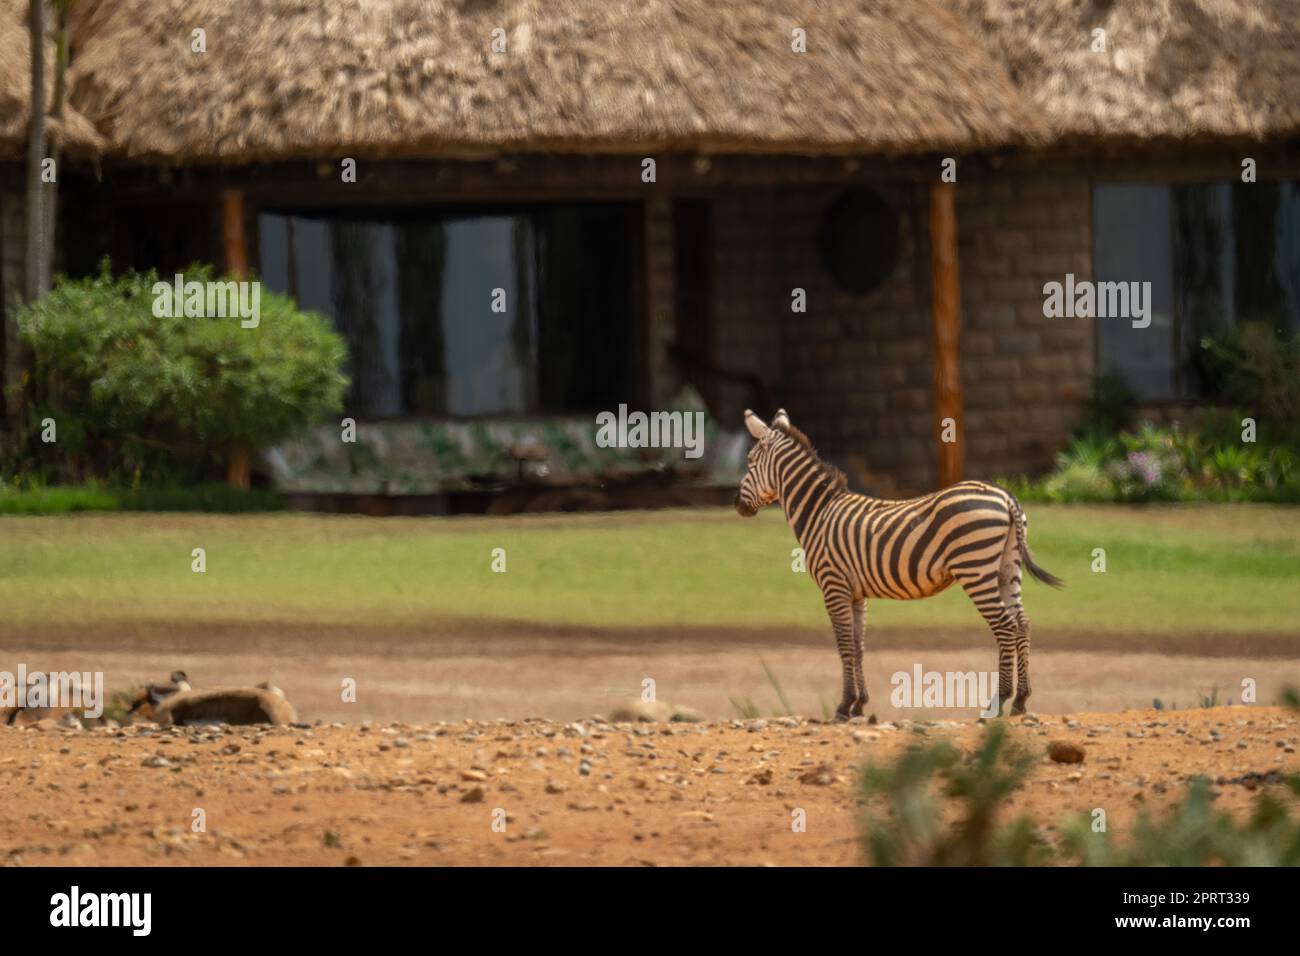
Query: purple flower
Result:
<box><xmin>1128</xmin><ymin>451</ymin><xmax>1161</xmax><ymax>486</ymax></box>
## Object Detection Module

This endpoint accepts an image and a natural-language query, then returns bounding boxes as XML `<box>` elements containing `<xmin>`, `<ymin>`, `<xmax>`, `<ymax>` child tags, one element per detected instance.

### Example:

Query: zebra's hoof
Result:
<box><xmin>833</xmin><ymin>707</ymin><xmax>853</xmax><ymax>723</ymax></box>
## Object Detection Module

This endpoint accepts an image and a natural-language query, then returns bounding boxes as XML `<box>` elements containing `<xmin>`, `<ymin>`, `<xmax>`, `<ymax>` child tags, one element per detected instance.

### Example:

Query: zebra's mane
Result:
<box><xmin>773</xmin><ymin>423</ymin><xmax>848</xmax><ymax>493</ymax></box>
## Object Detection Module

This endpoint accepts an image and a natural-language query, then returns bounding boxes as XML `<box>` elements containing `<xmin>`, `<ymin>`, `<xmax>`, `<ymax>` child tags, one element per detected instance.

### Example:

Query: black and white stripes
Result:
<box><xmin>736</xmin><ymin>409</ymin><xmax>1062</xmax><ymax>720</ymax></box>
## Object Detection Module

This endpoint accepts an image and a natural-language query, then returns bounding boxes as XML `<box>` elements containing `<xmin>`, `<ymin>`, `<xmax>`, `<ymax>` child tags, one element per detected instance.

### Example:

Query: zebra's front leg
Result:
<box><xmin>822</xmin><ymin>585</ymin><xmax>857</xmax><ymax>721</ymax></box>
<box><xmin>850</xmin><ymin>598</ymin><xmax>868</xmax><ymax>717</ymax></box>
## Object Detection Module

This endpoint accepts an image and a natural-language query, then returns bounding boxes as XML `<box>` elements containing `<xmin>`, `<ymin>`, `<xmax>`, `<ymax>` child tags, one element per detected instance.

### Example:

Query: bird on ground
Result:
<box><xmin>128</xmin><ymin>670</ymin><xmax>192</xmax><ymax>718</ymax></box>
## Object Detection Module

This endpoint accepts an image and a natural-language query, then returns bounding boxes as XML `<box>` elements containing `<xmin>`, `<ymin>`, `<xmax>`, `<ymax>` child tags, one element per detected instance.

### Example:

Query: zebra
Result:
<box><xmin>735</xmin><ymin>409</ymin><xmax>1062</xmax><ymax>720</ymax></box>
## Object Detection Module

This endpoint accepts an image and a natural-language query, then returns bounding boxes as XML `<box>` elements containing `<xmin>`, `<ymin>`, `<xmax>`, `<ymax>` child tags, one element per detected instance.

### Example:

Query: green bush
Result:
<box><xmin>858</xmin><ymin>719</ymin><xmax>1300</xmax><ymax>867</ymax></box>
<box><xmin>1199</xmin><ymin>323</ymin><xmax>1300</xmax><ymax>437</ymax></box>
<box><xmin>1062</xmin><ymin>775</ymin><xmax>1300</xmax><ymax>866</ymax></box>
<box><xmin>13</xmin><ymin>262</ymin><xmax>348</xmax><ymax>483</ymax></box>
<box><xmin>0</xmin><ymin>479</ymin><xmax>284</xmax><ymax>515</ymax></box>
<box><xmin>1040</xmin><ymin>460</ymin><xmax>1114</xmax><ymax>502</ymax></box>
<box><xmin>858</xmin><ymin>723</ymin><xmax>1046</xmax><ymax>866</ymax></box>
<box><xmin>1078</xmin><ymin>371</ymin><xmax>1139</xmax><ymax>438</ymax></box>
<box><xmin>1010</xmin><ymin>414</ymin><xmax>1300</xmax><ymax>503</ymax></box>
<box><xmin>1013</xmin><ymin>345</ymin><xmax>1300</xmax><ymax>503</ymax></box>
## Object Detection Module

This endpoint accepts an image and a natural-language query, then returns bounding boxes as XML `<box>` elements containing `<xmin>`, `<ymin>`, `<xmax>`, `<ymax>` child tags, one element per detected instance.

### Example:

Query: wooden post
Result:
<box><xmin>929</xmin><ymin>181</ymin><xmax>964</xmax><ymax>487</ymax></box>
<box><xmin>220</xmin><ymin>188</ymin><xmax>248</xmax><ymax>279</ymax></box>
<box><xmin>226</xmin><ymin>447</ymin><xmax>251</xmax><ymax>490</ymax></box>
<box><xmin>220</xmin><ymin>188</ymin><xmax>251</xmax><ymax>489</ymax></box>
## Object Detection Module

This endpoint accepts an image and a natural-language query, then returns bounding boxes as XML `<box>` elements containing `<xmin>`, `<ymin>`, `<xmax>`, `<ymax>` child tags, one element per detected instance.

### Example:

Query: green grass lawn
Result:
<box><xmin>1</xmin><ymin>504</ymin><xmax>1297</xmax><ymax>637</ymax></box>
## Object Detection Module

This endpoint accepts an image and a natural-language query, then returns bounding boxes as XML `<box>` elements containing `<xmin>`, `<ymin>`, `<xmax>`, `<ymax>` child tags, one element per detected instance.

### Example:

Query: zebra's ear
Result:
<box><xmin>773</xmin><ymin>408</ymin><xmax>790</xmax><ymax>429</ymax></box>
<box><xmin>744</xmin><ymin>409</ymin><xmax>769</xmax><ymax>439</ymax></box>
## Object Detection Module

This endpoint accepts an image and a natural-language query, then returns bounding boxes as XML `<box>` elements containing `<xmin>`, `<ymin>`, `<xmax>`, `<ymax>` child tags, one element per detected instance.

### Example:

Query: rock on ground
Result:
<box><xmin>155</xmin><ymin>687</ymin><xmax>296</xmax><ymax>726</ymax></box>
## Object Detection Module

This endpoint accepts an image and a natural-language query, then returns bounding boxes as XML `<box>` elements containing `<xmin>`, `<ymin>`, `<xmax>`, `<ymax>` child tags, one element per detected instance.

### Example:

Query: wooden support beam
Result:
<box><xmin>929</xmin><ymin>181</ymin><xmax>964</xmax><ymax>487</ymax></box>
<box><xmin>220</xmin><ymin>187</ymin><xmax>249</xmax><ymax>278</ymax></box>
<box><xmin>219</xmin><ymin>187</ymin><xmax>251</xmax><ymax>488</ymax></box>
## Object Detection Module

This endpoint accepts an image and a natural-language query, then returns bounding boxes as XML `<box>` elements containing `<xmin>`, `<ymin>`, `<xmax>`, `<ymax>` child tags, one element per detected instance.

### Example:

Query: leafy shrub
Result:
<box><xmin>1011</xmin><ymin>414</ymin><xmax>1300</xmax><ymax>503</ymax></box>
<box><xmin>1079</xmin><ymin>370</ymin><xmax>1139</xmax><ymax>438</ymax></box>
<box><xmin>1199</xmin><ymin>323</ymin><xmax>1300</xmax><ymax>436</ymax></box>
<box><xmin>1061</xmin><ymin>775</ymin><xmax>1300</xmax><ymax>866</ymax></box>
<box><xmin>1058</xmin><ymin>428</ymin><xmax>1122</xmax><ymax>470</ymax></box>
<box><xmin>858</xmin><ymin>723</ymin><xmax>1045</xmax><ymax>866</ymax></box>
<box><xmin>1041</xmin><ymin>461</ymin><xmax>1114</xmax><ymax>503</ymax></box>
<box><xmin>859</xmin><ymin>719</ymin><xmax>1300</xmax><ymax>867</ymax></box>
<box><xmin>1013</xmin><ymin>334</ymin><xmax>1300</xmax><ymax>503</ymax></box>
<box><xmin>0</xmin><ymin>482</ymin><xmax>120</xmax><ymax>514</ymax></box>
<box><xmin>13</xmin><ymin>262</ymin><xmax>348</xmax><ymax>483</ymax></box>
<box><xmin>0</xmin><ymin>479</ymin><xmax>284</xmax><ymax>514</ymax></box>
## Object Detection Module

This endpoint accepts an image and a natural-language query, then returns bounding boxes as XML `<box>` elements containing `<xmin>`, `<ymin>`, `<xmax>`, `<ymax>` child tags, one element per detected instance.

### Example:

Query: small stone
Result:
<box><xmin>798</xmin><ymin>764</ymin><xmax>836</xmax><ymax>786</ymax></box>
<box><xmin>1047</xmin><ymin>741</ymin><xmax>1085</xmax><ymax>764</ymax></box>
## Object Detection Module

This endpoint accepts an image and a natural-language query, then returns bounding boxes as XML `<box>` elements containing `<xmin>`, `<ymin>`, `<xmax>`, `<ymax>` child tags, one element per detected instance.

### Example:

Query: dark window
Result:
<box><xmin>1093</xmin><ymin>181</ymin><xmax>1300</xmax><ymax>400</ymax></box>
<box><xmin>258</xmin><ymin>204</ymin><xmax>636</xmax><ymax>417</ymax></box>
<box><xmin>61</xmin><ymin>196</ymin><xmax>214</xmax><ymax>280</ymax></box>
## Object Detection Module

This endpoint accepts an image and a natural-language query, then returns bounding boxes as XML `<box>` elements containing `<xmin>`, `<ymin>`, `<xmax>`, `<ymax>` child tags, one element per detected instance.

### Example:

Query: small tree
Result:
<box><xmin>16</xmin><ymin>263</ymin><xmax>348</xmax><ymax>484</ymax></box>
<box><xmin>23</xmin><ymin>0</ymin><xmax>46</xmax><ymax>305</ymax></box>
<box><xmin>7</xmin><ymin>0</ymin><xmax>69</xmax><ymax>435</ymax></box>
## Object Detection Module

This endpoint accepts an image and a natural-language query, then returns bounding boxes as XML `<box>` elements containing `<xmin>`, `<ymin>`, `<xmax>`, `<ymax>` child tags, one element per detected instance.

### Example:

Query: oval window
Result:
<box><xmin>819</xmin><ymin>189</ymin><xmax>901</xmax><ymax>294</ymax></box>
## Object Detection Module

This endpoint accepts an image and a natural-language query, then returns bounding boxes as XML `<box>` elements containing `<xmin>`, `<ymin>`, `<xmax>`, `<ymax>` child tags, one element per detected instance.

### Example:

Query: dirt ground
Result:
<box><xmin>2</xmin><ymin>706</ymin><xmax>1296</xmax><ymax>866</ymax></box>
<box><xmin>12</xmin><ymin>621</ymin><xmax>1300</xmax><ymax>723</ymax></box>
<box><xmin>7</xmin><ymin>621</ymin><xmax>1298</xmax><ymax>865</ymax></box>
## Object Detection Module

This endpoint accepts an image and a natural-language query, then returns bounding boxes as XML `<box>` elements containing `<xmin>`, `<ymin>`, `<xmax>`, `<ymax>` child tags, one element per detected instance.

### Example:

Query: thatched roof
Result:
<box><xmin>949</xmin><ymin>0</ymin><xmax>1300</xmax><ymax>145</ymax></box>
<box><xmin>7</xmin><ymin>1</ymin><xmax>1295</xmax><ymax>167</ymax></box>
<box><xmin>64</xmin><ymin>0</ymin><xmax>1042</xmax><ymax>163</ymax></box>
<box><xmin>0</xmin><ymin>0</ymin><xmax>103</xmax><ymax>159</ymax></box>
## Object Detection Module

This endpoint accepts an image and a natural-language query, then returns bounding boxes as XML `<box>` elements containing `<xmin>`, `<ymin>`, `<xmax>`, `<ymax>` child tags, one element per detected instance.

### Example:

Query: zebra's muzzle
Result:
<box><xmin>735</xmin><ymin>493</ymin><xmax>758</xmax><ymax>517</ymax></box>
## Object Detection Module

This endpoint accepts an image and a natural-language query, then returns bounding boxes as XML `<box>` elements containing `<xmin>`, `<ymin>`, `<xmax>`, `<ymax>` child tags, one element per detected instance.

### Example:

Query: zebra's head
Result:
<box><xmin>735</xmin><ymin>408</ymin><xmax>790</xmax><ymax>517</ymax></box>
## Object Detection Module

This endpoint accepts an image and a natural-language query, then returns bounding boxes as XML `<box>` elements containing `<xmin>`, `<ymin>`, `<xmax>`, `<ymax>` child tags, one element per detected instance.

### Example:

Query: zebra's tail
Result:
<box><xmin>1011</xmin><ymin>499</ymin><xmax>1064</xmax><ymax>589</ymax></box>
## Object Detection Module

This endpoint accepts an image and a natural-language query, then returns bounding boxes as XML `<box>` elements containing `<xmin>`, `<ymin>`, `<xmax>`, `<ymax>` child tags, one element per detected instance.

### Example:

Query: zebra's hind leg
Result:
<box><xmin>822</xmin><ymin>584</ymin><xmax>858</xmax><ymax>721</ymax></box>
<box><xmin>1010</xmin><ymin>611</ymin><xmax>1031</xmax><ymax>715</ymax></box>
<box><xmin>1000</xmin><ymin>560</ymin><xmax>1032</xmax><ymax>715</ymax></box>
<box><xmin>955</xmin><ymin>569</ymin><xmax>1017</xmax><ymax>717</ymax></box>
<box><xmin>850</xmin><ymin>598</ymin><xmax>868</xmax><ymax>717</ymax></box>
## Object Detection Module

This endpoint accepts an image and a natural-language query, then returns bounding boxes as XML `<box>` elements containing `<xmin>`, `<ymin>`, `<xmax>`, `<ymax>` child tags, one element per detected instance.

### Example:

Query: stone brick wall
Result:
<box><xmin>707</xmin><ymin>188</ymin><xmax>787</xmax><ymax>423</ymax></box>
<box><xmin>702</xmin><ymin>169</ymin><xmax>1095</xmax><ymax>494</ymax></box>
<box><xmin>710</xmin><ymin>183</ymin><xmax>939</xmax><ymax>492</ymax></box>
<box><xmin>955</xmin><ymin>170</ymin><xmax>1094</xmax><ymax>483</ymax></box>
